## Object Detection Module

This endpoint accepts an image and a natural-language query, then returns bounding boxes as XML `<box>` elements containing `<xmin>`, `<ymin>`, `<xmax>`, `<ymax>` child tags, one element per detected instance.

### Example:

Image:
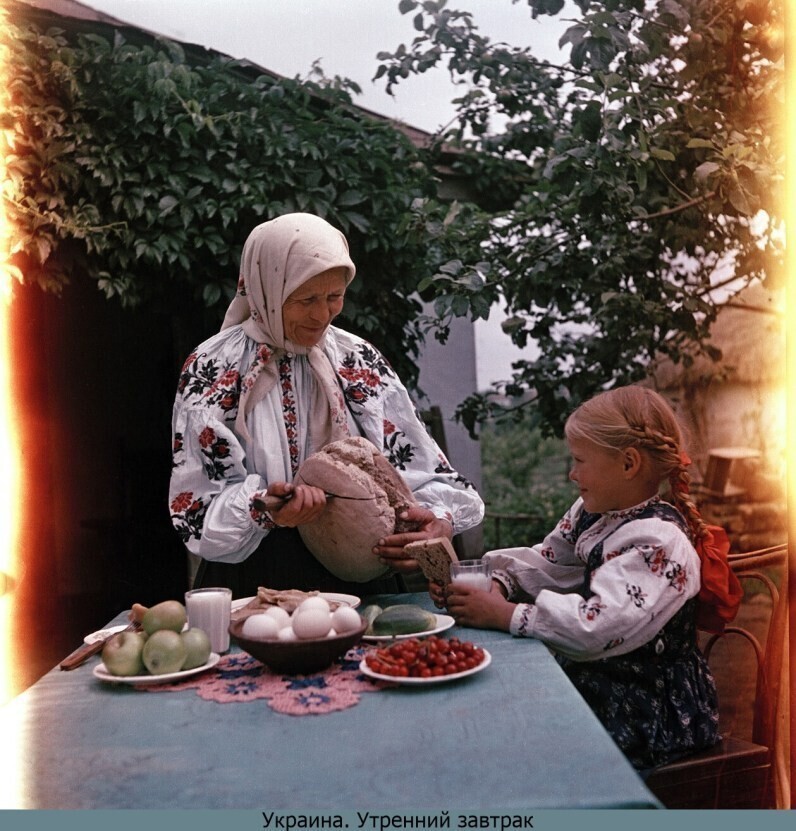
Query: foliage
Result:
<box><xmin>480</xmin><ymin>415</ymin><xmax>577</xmax><ymax>549</ymax></box>
<box><xmin>1</xmin><ymin>10</ymin><xmax>456</xmax><ymax>385</ymax></box>
<box><xmin>376</xmin><ymin>0</ymin><xmax>786</xmax><ymax>435</ymax></box>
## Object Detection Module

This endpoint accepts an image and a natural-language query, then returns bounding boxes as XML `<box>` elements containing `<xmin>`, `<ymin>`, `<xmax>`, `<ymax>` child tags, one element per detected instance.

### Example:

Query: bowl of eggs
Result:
<box><xmin>228</xmin><ymin>596</ymin><xmax>367</xmax><ymax>674</ymax></box>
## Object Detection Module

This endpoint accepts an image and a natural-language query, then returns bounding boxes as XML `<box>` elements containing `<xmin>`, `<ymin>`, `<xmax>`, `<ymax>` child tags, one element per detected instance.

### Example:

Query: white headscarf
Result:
<box><xmin>221</xmin><ymin>213</ymin><xmax>356</xmax><ymax>446</ymax></box>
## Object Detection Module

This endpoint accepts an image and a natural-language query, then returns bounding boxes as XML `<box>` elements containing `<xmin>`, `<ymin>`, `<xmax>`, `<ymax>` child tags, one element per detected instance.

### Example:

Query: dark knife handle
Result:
<box><xmin>59</xmin><ymin>639</ymin><xmax>107</xmax><ymax>671</ymax></box>
<box><xmin>59</xmin><ymin>622</ymin><xmax>139</xmax><ymax>671</ymax></box>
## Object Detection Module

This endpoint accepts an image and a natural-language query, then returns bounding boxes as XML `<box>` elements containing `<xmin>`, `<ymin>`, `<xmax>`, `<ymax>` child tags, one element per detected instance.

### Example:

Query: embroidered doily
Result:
<box><xmin>139</xmin><ymin>646</ymin><xmax>392</xmax><ymax>715</ymax></box>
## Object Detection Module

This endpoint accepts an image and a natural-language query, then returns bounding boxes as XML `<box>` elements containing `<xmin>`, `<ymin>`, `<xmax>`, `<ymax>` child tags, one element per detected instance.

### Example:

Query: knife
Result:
<box><xmin>59</xmin><ymin>621</ymin><xmax>141</xmax><ymax>671</ymax></box>
<box><xmin>253</xmin><ymin>490</ymin><xmax>375</xmax><ymax>513</ymax></box>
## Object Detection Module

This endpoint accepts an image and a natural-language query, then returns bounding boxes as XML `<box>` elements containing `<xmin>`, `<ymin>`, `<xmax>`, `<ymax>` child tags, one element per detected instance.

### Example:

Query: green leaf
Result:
<box><xmin>650</xmin><ymin>148</ymin><xmax>676</xmax><ymax>161</ymax></box>
<box><xmin>694</xmin><ymin>161</ymin><xmax>720</xmax><ymax>181</ymax></box>
<box><xmin>158</xmin><ymin>195</ymin><xmax>178</xmax><ymax>214</ymax></box>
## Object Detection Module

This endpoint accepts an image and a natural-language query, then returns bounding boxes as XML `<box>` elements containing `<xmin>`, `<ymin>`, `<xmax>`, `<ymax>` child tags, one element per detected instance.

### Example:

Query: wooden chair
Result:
<box><xmin>646</xmin><ymin>543</ymin><xmax>788</xmax><ymax>809</ymax></box>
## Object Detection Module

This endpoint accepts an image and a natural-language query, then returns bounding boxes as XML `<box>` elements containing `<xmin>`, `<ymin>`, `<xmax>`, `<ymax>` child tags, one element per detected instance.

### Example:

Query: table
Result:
<box><xmin>1</xmin><ymin>593</ymin><xmax>660</xmax><ymax>810</ymax></box>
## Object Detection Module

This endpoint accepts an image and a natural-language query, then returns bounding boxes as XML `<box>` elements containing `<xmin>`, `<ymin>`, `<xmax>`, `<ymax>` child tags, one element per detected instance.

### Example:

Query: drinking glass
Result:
<box><xmin>450</xmin><ymin>559</ymin><xmax>493</xmax><ymax>592</ymax></box>
<box><xmin>185</xmin><ymin>587</ymin><xmax>232</xmax><ymax>653</ymax></box>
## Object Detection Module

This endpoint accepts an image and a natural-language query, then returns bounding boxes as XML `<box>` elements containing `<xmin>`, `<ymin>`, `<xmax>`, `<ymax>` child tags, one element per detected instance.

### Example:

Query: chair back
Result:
<box><xmin>647</xmin><ymin>541</ymin><xmax>789</xmax><ymax>809</ymax></box>
<box><xmin>703</xmin><ymin>544</ymin><xmax>787</xmax><ymax>750</ymax></box>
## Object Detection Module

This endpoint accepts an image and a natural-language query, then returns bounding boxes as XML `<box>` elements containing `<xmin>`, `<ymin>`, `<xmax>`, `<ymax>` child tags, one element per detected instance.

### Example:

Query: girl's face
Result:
<box><xmin>282</xmin><ymin>267</ymin><xmax>348</xmax><ymax>347</ymax></box>
<box><xmin>567</xmin><ymin>436</ymin><xmax>632</xmax><ymax>514</ymax></box>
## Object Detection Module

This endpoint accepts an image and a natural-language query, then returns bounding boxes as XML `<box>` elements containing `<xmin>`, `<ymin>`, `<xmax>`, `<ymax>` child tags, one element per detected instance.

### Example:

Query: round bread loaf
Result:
<box><xmin>294</xmin><ymin>436</ymin><xmax>419</xmax><ymax>582</ymax></box>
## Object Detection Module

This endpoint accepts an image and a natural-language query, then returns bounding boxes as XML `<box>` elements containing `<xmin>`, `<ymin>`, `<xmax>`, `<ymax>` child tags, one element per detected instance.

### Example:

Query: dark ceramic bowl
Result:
<box><xmin>228</xmin><ymin>617</ymin><xmax>367</xmax><ymax>674</ymax></box>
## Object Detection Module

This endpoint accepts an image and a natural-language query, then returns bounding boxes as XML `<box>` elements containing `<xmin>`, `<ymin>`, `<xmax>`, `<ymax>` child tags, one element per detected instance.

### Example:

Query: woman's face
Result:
<box><xmin>282</xmin><ymin>267</ymin><xmax>348</xmax><ymax>347</ymax></box>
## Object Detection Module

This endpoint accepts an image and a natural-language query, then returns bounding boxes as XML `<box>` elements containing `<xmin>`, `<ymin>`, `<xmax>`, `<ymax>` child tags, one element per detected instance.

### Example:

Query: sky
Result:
<box><xmin>82</xmin><ymin>0</ymin><xmax>570</xmax><ymax>388</ymax></box>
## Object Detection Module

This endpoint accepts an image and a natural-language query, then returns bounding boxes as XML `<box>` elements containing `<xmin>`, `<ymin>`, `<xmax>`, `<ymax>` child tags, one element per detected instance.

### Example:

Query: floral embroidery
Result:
<box><xmin>643</xmin><ymin>545</ymin><xmax>670</xmax><ymax>574</ymax></box>
<box><xmin>140</xmin><ymin>647</ymin><xmax>391</xmax><ymax>716</ymax></box>
<box><xmin>249</xmin><ymin>490</ymin><xmax>277</xmax><ymax>530</ymax></box>
<box><xmin>540</xmin><ymin>546</ymin><xmax>557</xmax><ymax>563</ymax></box>
<box><xmin>579</xmin><ymin>598</ymin><xmax>605</xmax><ymax>621</ymax></box>
<box><xmin>384</xmin><ymin>427</ymin><xmax>415</xmax><ymax>470</ymax></box>
<box><xmin>198</xmin><ymin>426</ymin><xmax>233</xmax><ymax>481</ymax></box>
<box><xmin>177</xmin><ymin>352</ymin><xmax>240</xmax><ymax>416</ymax></box>
<box><xmin>626</xmin><ymin>584</ymin><xmax>647</xmax><ymax>608</ymax></box>
<box><xmin>205</xmin><ymin>369</ymin><xmax>240</xmax><ymax>414</ymax></box>
<box><xmin>170</xmin><ymin>491</ymin><xmax>210</xmax><ymax>542</ymax></box>
<box><xmin>664</xmin><ymin>561</ymin><xmax>688</xmax><ymax>592</ymax></box>
<box><xmin>279</xmin><ymin>356</ymin><xmax>300</xmax><ymax>476</ymax></box>
<box><xmin>172</xmin><ymin>431</ymin><xmax>185</xmax><ymax>469</ymax></box>
<box><xmin>338</xmin><ymin>344</ymin><xmax>392</xmax><ymax>411</ymax></box>
<box><xmin>515</xmin><ymin>603</ymin><xmax>535</xmax><ymax>636</ymax></box>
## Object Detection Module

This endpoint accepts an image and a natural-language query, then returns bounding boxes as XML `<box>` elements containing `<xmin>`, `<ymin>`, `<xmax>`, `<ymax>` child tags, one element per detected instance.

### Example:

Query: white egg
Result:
<box><xmin>277</xmin><ymin>626</ymin><xmax>299</xmax><ymax>642</ymax></box>
<box><xmin>263</xmin><ymin>606</ymin><xmax>291</xmax><ymax>628</ymax></box>
<box><xmin>326</xmin><ymin>628</ymin><xmax>338</xmax><ymax>638</ymax></box>
<box><xmin>331</xmin><ymin>606</ymin><xmax>363</xmax><ymax>634</ymax></box>
<box><xmin>296</xmin><ymin>596</ymin><xmax>331</xmax><ymax>615</ymax></box>
<box><xmin>291</xmin><ymin>608</ymin><xmax>333</xmax><ymax>639</ymax></box>
<box><xmin>241</xmin><ymin>613</ymin><xmax>281</xmax><ymax>639</ymax></box>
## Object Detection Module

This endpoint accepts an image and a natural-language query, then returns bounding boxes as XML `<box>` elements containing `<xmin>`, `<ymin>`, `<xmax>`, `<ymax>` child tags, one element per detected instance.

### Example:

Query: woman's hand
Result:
<box><xmin>444</xmin><ymin>582</ymin><xmax>515</xmax><ymax>632</ymax></box>
<box><xmin>372</xmin><ymin>506</ymin><xmax>453</xmax><ymax>575</ymax></box>
<box><xmin>261</xmin><ymin>482</ymin><xmax>328</xmax><ymax>528</ymax></box>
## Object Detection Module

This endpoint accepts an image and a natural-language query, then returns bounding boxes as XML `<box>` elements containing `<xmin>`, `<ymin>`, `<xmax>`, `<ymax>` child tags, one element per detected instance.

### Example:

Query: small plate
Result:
<box><xmin>358</xmin><ymin>648</ymin><xmax>491</xmax><ymax>685</ymax></box>
<box><xmin>231</xmin><ymin>592</ymin><xmax>361</xmax><ymax>613</ymax></box>
<box><xmin>362</xmin><ymin>613</ymin><xmax>455</xmax><ymax>642</ymax></box>
<box><xmin>92</xmin><ymin>653</ymin><xmax>221</xmax><ymax>685</ymax></box>
<box><xmin>84</xmin><ymin>624</ymin><xmax>128</xmax><ymax>645</ymax></box>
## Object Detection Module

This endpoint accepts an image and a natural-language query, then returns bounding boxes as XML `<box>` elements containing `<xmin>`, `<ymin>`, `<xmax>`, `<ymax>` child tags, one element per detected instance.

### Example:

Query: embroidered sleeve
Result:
<box><xmin>333</xmin><ymin>331</ymin><xmax>485</xmax><ymax>535</ymax></box>
<box><xmin>484</xmin><ymin>501</ymin><xmax>586</xmax><ymax>601</ymax></box>
<box><xmin>170</xmin><ymin>406</ymin><xmax>269</xmax><ymax>563</ymax></box>
<box><xmin>524</xmin><ymin>518</ymin><xmax>701</xmax><ymax>658</ymax></box>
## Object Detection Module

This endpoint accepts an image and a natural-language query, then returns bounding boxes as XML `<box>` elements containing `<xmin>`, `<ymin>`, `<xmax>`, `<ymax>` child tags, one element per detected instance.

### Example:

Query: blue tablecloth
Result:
<box><xmin>2</xmin><ymin>593</ymin><xmax>659</xmax><ymax>810</ymax></box>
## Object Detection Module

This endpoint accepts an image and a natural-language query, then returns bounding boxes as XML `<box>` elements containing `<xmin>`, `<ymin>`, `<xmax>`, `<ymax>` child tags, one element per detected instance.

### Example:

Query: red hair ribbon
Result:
<box><xmin>675</xmin><ymin>450</ymin><xmax>741</xmax><ymax>632</ymax></box>
<box><xmin>694</xmin><ymin>525</ymin><xmax>744</xmax><ymax>634</ymax></box>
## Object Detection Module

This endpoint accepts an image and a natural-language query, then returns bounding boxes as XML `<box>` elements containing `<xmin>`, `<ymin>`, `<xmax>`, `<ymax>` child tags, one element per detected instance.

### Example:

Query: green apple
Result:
<box><xmin>101</xmin><ymin>631</ymin><xmax>146</xmax><ymax>676</ymax></box>
<box><xmin>141</xmin><ymin>600</ymin><xmax>187</xmax><ymax>636</ymax></box>
<box><xmin>181</xmin><ymin>628</ymin><xmax>212</xmax><ymax>669</ymax></box>
<box><xmin>142</xmin><ymin>629</ymin><xmax>187</xmax><ymax>674</ymax></box>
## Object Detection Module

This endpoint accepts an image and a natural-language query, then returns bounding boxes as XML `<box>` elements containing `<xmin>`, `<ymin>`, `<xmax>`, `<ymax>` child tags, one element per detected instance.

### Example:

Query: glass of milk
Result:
<box><xmin>450</xmin><ymin>559</ymin><xmax>493</xmax><ymax>592</ymax></box>
<box><xmin>185</xmin><ymin>587</ymin><xmax>232</xmax><ymax>653</ymax></box>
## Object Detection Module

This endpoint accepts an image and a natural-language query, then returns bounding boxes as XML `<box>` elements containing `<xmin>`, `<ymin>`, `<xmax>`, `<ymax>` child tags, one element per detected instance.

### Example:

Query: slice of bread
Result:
<box><xmin>405</xmin><ymin>537</ymin><xmax>459</xmax><ymax>587</ymax></box>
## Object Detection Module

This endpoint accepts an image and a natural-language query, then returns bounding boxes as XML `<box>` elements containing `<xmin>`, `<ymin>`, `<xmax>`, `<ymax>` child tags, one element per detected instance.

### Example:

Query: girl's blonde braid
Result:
<box><xmin>631</xmin><ymin>423</ymin><xmax>708</xmax><ymax>544</ymax></box>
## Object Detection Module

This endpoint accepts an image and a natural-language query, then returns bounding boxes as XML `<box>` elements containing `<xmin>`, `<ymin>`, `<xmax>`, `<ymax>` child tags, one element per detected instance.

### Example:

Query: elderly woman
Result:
<box><xmin>169</xmin><ymin>213</ymin><xmax>484</xmax><ymax>597</ymax></box>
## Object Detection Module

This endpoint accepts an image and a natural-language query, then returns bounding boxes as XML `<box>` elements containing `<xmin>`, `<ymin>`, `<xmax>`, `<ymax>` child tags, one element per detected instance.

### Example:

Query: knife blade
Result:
<box><xmin>253</xmin><ymin>490</ymin><xmax>375</xmax><ymax>513</ymax></box>
<box><xmin>59</xmin><ymin>621</ymin><xmax>141</xmax><ymax>671</ymax></box>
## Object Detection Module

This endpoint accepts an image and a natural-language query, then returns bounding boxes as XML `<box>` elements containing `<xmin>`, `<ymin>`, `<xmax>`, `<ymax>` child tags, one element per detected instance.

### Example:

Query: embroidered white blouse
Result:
<box><xmin>169</xmin><ymin>324</ymin><xmax>484</xmax><ymax>563</ymax></box>
<box><xmin>484</xmin><ymin>496</ymin><xmax>701</xmax><ymax>661</ymax></box>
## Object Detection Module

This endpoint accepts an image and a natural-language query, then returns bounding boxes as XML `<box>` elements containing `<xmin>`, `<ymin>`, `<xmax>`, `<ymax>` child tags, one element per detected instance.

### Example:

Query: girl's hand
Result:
<box><xmin>372</xmin><ymin>507</ymin><xmax>453</xmax><ymax>575</ymax></box>
<box><xmin>428</xmin><ymin>580</ymin><xmax>447</xmax><ymax>609</ymax></box>
<box><xmin>444</xmin><ymin>583</ymin><xmax>516</xmax><ymax>632</ymax></box>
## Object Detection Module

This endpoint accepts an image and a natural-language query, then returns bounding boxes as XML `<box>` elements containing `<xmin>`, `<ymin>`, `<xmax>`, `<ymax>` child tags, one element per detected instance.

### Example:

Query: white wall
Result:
<box><xmin>415</xmin><ymin>304</ymin><xmax>484</xmax><ymax>556</ymax></box>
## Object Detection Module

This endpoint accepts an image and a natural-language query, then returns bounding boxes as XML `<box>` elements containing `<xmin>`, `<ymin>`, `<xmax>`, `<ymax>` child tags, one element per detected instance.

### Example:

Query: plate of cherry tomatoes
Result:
<box><xmin>359</xmin><ymin>635</ymin><xmax>491</xmax><ymax>685</ymax></box>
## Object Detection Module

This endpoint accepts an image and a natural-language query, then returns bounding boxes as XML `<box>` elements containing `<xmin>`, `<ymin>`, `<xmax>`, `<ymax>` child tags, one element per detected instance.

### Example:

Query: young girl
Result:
<box><xmin>439</xmin><ymin>386</ymin><xmax>737</xmax><ymax>773</ymax></box>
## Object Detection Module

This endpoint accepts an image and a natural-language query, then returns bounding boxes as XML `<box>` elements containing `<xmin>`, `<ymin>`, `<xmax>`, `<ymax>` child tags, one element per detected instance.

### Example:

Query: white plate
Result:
<box><xmin>358</xmin><ymin>648</ymin><xmax>491</xmax><ymax>685</ymax></box>
<box><xmin>362</xmin><ymin>613</ymin><xmax>455</xmax><ymax>642</ymax></box>
<box><xmin>92</xmin><ymin>653</ymin><xmax>221</xmax><ymax>685</ymax></box>
<box><xmin>231</xmin><ymin>592</ymin><xmax>361</xmax><ymax>613</ymax></box>
<box><xmin>84</xmin><ymin>624</ymin><xmax>128</xmax><ymax>645</ymax></box>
